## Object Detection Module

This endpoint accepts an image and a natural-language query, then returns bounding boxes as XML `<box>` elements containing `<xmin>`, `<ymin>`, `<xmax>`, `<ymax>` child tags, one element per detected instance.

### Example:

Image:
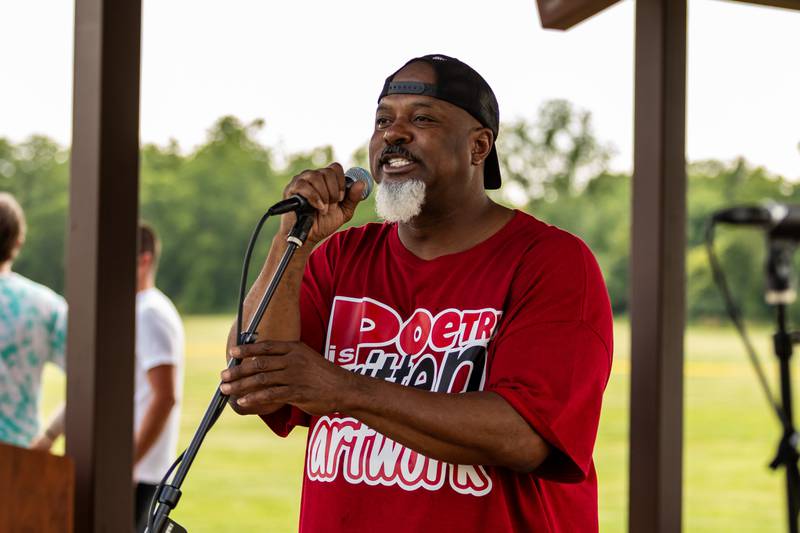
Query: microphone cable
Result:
<box><xmin>146</xmin><ymin>209</ymin><xmax>274</xmax><ymax>532</ymax></box>
<box><xmin>704</xmin><ymin>219</ymin><xmax>787</xmax><ymax>428</ymax></box>
<box><xmin>144</xmin><ymin>167</ymin><xmax>371</xmax><ymax>531</ymax></box>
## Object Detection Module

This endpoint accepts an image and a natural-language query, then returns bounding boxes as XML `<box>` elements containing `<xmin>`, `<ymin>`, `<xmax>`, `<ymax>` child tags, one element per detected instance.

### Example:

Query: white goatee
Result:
<box><xmin>375</xmin><ymin>179</ymin><xmax>427</xmax><ymax>223</ymax></box>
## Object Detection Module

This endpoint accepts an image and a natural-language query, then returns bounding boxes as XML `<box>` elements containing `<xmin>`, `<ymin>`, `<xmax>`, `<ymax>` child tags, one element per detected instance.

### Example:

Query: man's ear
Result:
<box><xmin>138</xmin><ymin>251</ymin><xmax>154</xmax><ymax>269</ymax></box>
<box><xmin>470</xmin><ymin>128</ymin><xmax>494</xmax><ymax>165</ymax></box>
<box><xmin>10</xmin><ymin>236</ymin><xmax>24</xmax><ymax>260</ymax></box>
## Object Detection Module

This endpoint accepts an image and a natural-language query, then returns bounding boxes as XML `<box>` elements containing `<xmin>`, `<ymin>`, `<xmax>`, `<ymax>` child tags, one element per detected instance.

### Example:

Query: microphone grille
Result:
<box><xmin>345</xmin><ymin>167</ymin><xmax>374</xmax><ymax>200</ymax></box>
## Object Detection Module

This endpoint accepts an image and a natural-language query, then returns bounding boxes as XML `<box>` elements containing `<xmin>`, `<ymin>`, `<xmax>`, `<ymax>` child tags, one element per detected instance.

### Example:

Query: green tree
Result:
<box><xmin>140</xmin><ymin>116</ymin><xmax>283</xmax><ymax>313</ymax></box>
<box><xmin>0</xmin><ymin>136</ymin><xmax>69</xmax><ymax>293</ymax></box>
<box><xmin>497</xmin><ymin>99</ymin><xmax>613</xmax><ymax>201</ymax></box>
<box><xmin>6</xmin><ymin>107</ymin><xmax>800</xmax><ymax>324</ymax></box>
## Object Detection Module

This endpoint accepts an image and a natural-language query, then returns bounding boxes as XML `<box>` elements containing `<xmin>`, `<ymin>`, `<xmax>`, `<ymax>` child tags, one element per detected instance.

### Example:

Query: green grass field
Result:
<box><xmin>40</xmin><ymin>317</ymin><xmax>789</xmax><ymax>531</ymax></box>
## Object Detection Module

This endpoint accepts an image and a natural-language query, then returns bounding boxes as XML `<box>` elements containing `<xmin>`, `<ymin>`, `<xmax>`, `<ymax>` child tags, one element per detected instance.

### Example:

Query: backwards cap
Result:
<box><xmin>378</xmin><ymin>54</ymin><xmax>501</xmax><ymax>190</ymax></box>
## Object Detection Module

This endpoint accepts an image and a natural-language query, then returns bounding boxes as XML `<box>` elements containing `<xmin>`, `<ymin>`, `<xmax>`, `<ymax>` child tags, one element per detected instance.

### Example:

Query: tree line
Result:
<box><xmin>2</xmin><ymin>103</ymin><xmax>798</xmax><ymax>322</ymax></box>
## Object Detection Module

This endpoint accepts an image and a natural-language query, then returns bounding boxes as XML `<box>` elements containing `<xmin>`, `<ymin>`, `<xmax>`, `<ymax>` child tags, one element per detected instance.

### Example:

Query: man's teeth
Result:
<box><xmin>387</xmin><ymin>158</ymin><xmax>413</xmax><ymax>168</ymax></box>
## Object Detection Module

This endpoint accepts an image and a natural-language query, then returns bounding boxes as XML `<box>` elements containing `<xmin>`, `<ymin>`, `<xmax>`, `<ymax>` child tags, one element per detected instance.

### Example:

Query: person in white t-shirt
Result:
<box><xmin>132</xmin><ymin>222</ymin><xmax>185</xmax><ymax>531</ymax></box>
<box><xmin>40</xmin><ymin>222</ymin><xmax>184</xmax><ymax>532</ymax></box>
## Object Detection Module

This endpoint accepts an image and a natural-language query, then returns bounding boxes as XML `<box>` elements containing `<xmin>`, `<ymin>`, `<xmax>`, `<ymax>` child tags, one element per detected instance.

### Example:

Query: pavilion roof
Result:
<box><xmin>537</xmin><ymin>0</ymin><xmax>799</xmax><ymax>30</ymax></box>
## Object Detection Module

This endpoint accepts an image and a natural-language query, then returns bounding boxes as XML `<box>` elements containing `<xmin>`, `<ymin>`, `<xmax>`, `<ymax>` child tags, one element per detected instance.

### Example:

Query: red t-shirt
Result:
<box><xmin>265</xmin><ymin>210</ymin><xmax>613</xmax><ymax>532</ymax></box>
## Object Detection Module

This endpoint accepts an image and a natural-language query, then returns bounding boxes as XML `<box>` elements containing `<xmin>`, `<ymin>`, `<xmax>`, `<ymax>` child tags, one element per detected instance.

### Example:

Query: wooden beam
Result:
<box><xmin>66</xmin><ymin>0</ymin><xmax>141</xmax><ymax>530</ymax></box>
<box><xmin>727</xmin><ymin>0</ymin><xmax>800</xmax><ymax>10</ymax></box>
<box><xmin>628</xmin><ymin>0</ymin><xmax>687</xmax><ymax>532</ymax></box>
<box><xmin>536</xmin><ymin>0</ymin><xmax>621</xmax><ymax>29</ymax></box>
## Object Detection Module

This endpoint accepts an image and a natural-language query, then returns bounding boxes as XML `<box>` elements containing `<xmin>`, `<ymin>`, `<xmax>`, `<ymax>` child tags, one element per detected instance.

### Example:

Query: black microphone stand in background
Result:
<box><xmin>766</xmin><ymin>237</ymin><xmax>800</xmax><ymax>533</ymax></box>
<box><xmin>145</xmin><ymin>210</ymin><xmax>315</xmax><ymax>533</ymax></box>
<box><xmin>707</xmin><ymin>207</ymin><xmax>800</xmax><ymax>533</ymax></box>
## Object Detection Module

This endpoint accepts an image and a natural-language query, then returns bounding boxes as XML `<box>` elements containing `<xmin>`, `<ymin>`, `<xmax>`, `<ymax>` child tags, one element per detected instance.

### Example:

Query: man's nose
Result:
<box><xmin>383</xmin><ymin>120</ymin><xmax>413</xmax><ymax>145</ymax></box>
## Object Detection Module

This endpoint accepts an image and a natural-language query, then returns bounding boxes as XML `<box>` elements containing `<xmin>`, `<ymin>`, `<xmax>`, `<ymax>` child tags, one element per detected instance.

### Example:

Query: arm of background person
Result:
<box><xmin>32</xmin><ymin>291</ymin><xmax>69</xmax><ymax>451</ymax></box>
<box><xmin>134</xmin><ymin>364</ymin><xmax>176</xmax><ymax>464</ymax></box>
<box><xmin>30</xmin><ymin>403</ymin><xmax>65</xmax><ymax>451</ymax></box>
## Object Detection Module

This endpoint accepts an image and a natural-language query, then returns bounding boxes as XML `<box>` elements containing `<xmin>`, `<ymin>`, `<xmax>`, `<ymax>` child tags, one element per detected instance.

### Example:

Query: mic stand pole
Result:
<box><xmin>146</xmin><ymin>211</ymin><xmax>315</xmax><ymax>533</ymax></box>
<box><xmin>766</xmin><ymin>239</ymin><xmax>800</xmax><ymax>533</ymax></box>
<box><xmin>771</xmin><ymin>303</ymin><xmax>800</xmax><ymax>533</ymax></box>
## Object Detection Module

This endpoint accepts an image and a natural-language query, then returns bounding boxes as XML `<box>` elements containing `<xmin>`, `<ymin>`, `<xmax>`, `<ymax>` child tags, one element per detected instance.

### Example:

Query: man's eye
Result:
<box><xmin>414</xmin><ymin>115</ymin><xmax>434</xmax><ymax>123</ymax></box>
<box><xmin>375</xmin><ymin>117</ymin><xmax>391</xmax><ymax>128</ymax></box>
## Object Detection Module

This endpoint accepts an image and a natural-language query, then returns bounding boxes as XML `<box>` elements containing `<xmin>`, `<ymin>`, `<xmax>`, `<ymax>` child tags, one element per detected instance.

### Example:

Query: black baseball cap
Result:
<box><xmin>378</xmin><ymin>54</ymin><xmax>502</xmax><ymax>190</ymax></box>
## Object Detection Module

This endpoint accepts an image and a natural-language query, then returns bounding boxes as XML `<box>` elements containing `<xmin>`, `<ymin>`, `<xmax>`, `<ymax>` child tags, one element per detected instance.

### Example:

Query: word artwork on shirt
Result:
<box><xmin>307</xmin><ymin>415</ymin><xmax>492</xmax><ymax>497</ymax></box>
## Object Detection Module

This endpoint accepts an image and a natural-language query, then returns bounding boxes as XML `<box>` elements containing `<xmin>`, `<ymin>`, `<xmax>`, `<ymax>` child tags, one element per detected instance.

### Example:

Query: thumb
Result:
<box><xmin>340</xmin><ymin>181</ymin><xmax>366</xmax><ymax>214</ymax></box>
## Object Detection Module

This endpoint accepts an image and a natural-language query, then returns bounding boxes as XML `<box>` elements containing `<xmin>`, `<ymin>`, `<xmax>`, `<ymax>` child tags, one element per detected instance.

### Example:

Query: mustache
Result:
<box><xmin>379</xmin><ymin>145</ymin><xmax>418</xmax><ymax>164</ymax></box>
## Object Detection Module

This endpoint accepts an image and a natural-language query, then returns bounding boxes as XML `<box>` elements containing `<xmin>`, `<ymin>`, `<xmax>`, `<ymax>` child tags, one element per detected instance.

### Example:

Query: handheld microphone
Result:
<box><xmin>267</xmin><ymin>167</ymin><xmax>374</xmax><ymax>215</ymax></box>
<box><xmin>712</xmin><ymin>203</ymin><xmax>800</xmax><ymax>240</ymax></box>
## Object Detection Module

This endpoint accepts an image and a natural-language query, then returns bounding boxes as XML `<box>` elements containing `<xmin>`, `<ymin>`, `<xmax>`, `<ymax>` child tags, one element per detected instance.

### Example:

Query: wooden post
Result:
<box><xmin>66</xmin><ymin>0</ymin><xmax>141</xmax><ymax>530</ymax></box>
<box><xmin>629</xmin><ymin>0</ymin><xmax>687</xmax><ymax>531</ymax></box>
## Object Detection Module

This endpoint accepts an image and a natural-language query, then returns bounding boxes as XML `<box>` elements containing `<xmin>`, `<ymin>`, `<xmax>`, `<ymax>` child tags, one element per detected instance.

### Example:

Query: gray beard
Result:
<box><xmin>375</xmin><ymin>179</ymin><xmax>427</xmax><ymax>224</ymax></box>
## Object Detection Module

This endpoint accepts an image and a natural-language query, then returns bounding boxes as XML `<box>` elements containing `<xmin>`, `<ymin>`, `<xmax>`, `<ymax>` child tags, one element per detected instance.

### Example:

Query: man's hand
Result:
<box><xmin>30</xmin><ymin>405</ymin><xmax>65</xmax><ymax>452</ymax></box>
<box><xmin>220</xmin><ymin>341</ymin><xmax>352</xmax><ymax>417</ymax></box>
<box><xmin>279</xmin><ymin>162</ymin><xmax>367</xmax><ymax>246</ymax></box>
<box><xmin>221</xmin><ymin>340</ymin><xmax>551</xmax><ymax>472</ymax></box>
<box><xmin>30</xmin><ymin>433</ymin><xmax>56</xmax><ymax>452</ymax></box>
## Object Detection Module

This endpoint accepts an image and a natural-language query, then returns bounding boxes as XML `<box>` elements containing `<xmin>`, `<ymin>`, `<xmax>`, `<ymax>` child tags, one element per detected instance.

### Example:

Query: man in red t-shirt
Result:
<box><xmin>221</xmin><ymin>54</ymin><xmax>613</xmax><ymax>532</ymax></box>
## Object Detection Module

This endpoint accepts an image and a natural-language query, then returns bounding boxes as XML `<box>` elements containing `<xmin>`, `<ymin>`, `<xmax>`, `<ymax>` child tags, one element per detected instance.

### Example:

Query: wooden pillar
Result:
<box><xmin>66</xmin><ymin>0</ymin><xmax>141</xmax><ymax>530</ymax></box>
<box><xmin>628</xmin><ymin>0</ymin><xmax>687</xmax><ymax>531</ymax></box>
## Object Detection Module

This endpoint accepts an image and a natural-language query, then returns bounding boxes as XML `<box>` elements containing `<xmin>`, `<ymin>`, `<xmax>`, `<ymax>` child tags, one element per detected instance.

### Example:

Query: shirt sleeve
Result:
<box><xmin>486</xmin><ymin>231</ymin><xmax>613</xmax><ymax>483</ymax></box>
<box><xmin>261</xmin><ymin>236</ymin><xmax>339</xmax><ymax>437</ymax></box>
<box><xmin>47</xmin><ymin>294</ymin><xmax>68</xmax><ymax>371</ymax></box>
<box><xmin>136</xmin><ymin>307</ymin><xmax>179</xmax><ymax>371</ymax></box>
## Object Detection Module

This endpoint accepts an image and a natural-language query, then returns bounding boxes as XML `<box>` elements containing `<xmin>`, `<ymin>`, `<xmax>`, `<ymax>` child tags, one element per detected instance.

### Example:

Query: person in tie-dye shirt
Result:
<box><xmin>0</xmin><ymin>192</ymin><xmax>67</xmax><ymax>448</ymax></box>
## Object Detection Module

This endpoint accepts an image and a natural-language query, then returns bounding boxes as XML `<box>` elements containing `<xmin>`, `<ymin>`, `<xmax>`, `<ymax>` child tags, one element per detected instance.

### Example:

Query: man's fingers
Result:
<box><xmin>293</xmin><ymin>175</ymin><xmax>330</xmax><ymax>212</ymax></box>
<box><xmin>341</xmin><ymin>180</ymin><xmax>367</xmax><ymax>212</ymax></box>
<box><xmin>329</xmin><ymin>163</ymin><xmax>346</xmax><ymax>201</ymax></box>
<box><xmin>219</xmin><ymin>370</ymin><xmax>287</xmax><ymax>396</ymax></box>
<box><xmin>237</xmin><ymin>386</ymin><xmax>291</xmax><ymax>408</ymax></box>
<box><xmin>328</xmin><ymin>161</ymin><xmax>344</xmax><ymax>178</ymax></box>
<box><xmin>221</xmin><ymin>353</ymin><xmax>287</xmax><ymax>381</ymax></box>
<box><xmin>228</xmin><ymin>340</ymin><xmax>293</xmax><ymax>359</ymax></box>
<box><xmin>287</xmin><ymin>164</ymin><xmax>349</xmax><ymax>213</ymax></box>
<box><xmin>319</xmin><ymin>165</ymin><xmax>344</xmax><ymax>205</ymax></box>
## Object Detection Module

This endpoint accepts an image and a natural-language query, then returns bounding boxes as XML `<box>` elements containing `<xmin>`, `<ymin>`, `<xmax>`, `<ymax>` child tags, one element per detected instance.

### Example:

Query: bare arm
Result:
<box><xmin>134</xmin><ymin>364</ymin><xmax>176</xmax><ymax>464</ymax></box>
<box><xmin>30</xmin><ymin>404</ymin><xmax>66</xmax><ymax>451</ymax></box>
<box><xmin>225</xmin><ymin>234</ymin><xmax>312</xmax><ymax>350</ymax></box>
<box><xmin>225</xmin><ymin>163</ymin><xmax>365</xmax><ymax>415</ymax></box>
<box><xmin>343</xmin><ymin>373</ymin><xmax>550</xmax><ymax>471</ymax></box>
<box><xmin>221</xmin><ymin>341</ymin><xmax>550</xmax><ymax>472</ymax></box>
<box><xmin>32</xmin><ymin>368</ymin><xmax>177</xmax><ymax>461</ymax></box>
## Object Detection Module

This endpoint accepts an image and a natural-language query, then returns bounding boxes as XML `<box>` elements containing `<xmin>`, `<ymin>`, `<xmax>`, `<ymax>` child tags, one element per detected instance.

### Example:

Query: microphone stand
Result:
<box><xmin>766</xmin><ymin>238</ymin><xmax>800</xmax><ymax>533</ymax></box>
<box><xmin>145</xmin><ymin>210</ymin><xmax>315</xmax><ymax>533</ymax></box>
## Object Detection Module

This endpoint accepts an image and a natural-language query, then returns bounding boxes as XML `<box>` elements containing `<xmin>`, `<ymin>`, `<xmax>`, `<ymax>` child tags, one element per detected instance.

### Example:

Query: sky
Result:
<box><xmin>2</xmin><ymin>0</ymin><xmax>799</xmax><ymax>179</ymax></box>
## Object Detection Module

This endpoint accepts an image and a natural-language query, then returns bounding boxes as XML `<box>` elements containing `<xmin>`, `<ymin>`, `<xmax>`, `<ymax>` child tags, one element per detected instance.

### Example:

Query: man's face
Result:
<box><xmin>369</xmin><ymin>62</ymin><xmax>488</xmax><ymax>215</ymax></box>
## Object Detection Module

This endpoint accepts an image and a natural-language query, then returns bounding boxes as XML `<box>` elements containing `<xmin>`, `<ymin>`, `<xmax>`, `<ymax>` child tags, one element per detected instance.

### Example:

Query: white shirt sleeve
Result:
<box><xmin>136</xmin><ymin>307</ymin><xmax>178</xmax><ymax>371</ymax></box>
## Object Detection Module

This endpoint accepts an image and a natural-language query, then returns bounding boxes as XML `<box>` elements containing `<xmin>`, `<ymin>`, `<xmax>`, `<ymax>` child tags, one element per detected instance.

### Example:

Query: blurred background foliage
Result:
<box><xmin>2</xmin><ymin>101</ymin><xmax>797</xmax><ymax>322</ymax></box>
